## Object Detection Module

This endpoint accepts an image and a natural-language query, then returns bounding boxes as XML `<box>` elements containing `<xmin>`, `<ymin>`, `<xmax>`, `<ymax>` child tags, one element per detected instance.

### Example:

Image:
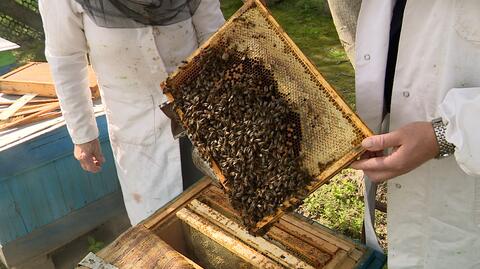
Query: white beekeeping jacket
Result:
<box><xmin>356</xmin><ymin>0</ymin><xmax>480</xmax><ymax>268</ymax></box>
<box><xmin>39</xmin><ymin>0</ymin><xmax>224</xmax><ymax>145</ymax></box>
<box><xmin>39</xmin><ymin>0</ymin><xmax>225</xmax><ymax>225</ymax></box>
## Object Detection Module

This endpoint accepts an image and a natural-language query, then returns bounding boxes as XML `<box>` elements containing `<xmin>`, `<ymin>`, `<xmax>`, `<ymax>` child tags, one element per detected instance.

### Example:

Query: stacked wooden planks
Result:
<box><xmin>0</xmin><ymin>95</ymin><xmax>60</xmax><ymax>131</ymax></box>
<box><xmin>0</xmin><ymin>62</ymin><xmax>98</xmax><ymax>131</ymax></box>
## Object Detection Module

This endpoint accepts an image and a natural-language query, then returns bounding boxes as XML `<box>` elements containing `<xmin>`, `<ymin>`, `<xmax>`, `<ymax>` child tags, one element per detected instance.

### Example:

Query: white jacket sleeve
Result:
<box><xmin>39</xmin><ymin>0</ymin><xmax>98</xmax><ymax>144</ymax></box>
<box><xmin>439</xmin><ymin>88</ymin><xmax>480</xmax><ymax>176</ymax></box>
<box><xmin>192</xmin><ymin>0</ymin><xmax>225</xmax><ymax>44</ymax></box>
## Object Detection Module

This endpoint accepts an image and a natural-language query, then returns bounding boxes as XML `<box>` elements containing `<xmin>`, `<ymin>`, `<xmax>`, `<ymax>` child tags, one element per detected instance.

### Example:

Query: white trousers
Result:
<box><xmin>110</xmin><ymin>120</ymin><xmax>183</xmax><ymax>226</ymax></box>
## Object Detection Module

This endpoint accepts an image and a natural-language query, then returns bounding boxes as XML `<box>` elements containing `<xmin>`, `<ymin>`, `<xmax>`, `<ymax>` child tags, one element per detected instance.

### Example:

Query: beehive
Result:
<box><xmin>164</xmin><ymin>0</ymin><xmax>372</xmax><ymax>234</ymax></box>
<box><xmin>82</xmin><ymin>179</ymin><xmax>385</xmax><ymax>269</ymax></box>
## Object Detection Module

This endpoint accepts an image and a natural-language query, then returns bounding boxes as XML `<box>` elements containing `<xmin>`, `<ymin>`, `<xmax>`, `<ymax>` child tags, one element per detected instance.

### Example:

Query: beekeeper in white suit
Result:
<box><xmin>350</xmin><ymin>0</ymin><xmax>480</xmax><ymax>268</ymax></box>
<box><xmin>39</xmin><ymin>0</ymin><xmax>224</xmax><ymax>225</ymax></box>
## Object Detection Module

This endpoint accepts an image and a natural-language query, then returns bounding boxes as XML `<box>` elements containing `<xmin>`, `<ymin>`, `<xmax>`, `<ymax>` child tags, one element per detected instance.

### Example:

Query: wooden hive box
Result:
<box><xmin>80</xmin><ymin>178</ymin><xmax>385</xmax><ymax>269</ymax></box>
<box><xmin>0</xmin><ymin>62</ymin><xmax>99</xmax><ymax>98</ymax></box>
<box><xmin>0</xmin><ymin>115</ymin><xmax>122</xmax><ymax>268</ymax></box>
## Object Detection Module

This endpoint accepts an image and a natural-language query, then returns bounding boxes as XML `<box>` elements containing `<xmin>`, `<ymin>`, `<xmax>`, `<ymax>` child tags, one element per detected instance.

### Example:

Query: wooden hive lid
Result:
<box><xmin>0</xmin><ymin>62</ymin><xmax>99</xmax><ymax>98</ymax></box>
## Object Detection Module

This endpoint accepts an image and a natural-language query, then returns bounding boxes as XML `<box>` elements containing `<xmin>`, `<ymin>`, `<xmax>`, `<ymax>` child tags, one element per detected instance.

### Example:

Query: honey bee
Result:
<box><xmin>164</xmin><ymin>46</ymin><xmax>312</xmax><ymax>231</ymax></box>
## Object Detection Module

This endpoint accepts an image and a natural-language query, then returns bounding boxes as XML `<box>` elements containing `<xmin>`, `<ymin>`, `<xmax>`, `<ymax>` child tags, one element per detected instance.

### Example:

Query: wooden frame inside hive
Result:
<box><xmin>83</xmin><ymin>179</ymin><xmax>381</xmax><ymax>268</ymax></box>
<box><xmin>163</xmin><ymin>0</ymin><xmax>373</xmax><ymax>234</ymax></box>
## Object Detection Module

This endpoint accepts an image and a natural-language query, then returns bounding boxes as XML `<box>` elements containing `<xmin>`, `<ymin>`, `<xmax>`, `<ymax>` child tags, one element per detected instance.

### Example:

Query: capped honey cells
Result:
<box><xmin>164</xmin><ymin>46</ymin><xmax>313</xmax><ymax>231</ymax></box>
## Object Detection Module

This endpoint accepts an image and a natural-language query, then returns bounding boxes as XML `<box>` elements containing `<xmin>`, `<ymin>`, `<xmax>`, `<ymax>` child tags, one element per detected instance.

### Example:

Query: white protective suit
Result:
<box><xmin>39</xmin><ymin>0</ymin><xmax>225</xmax><ymax>225</ymax></box>
<box><xmin>356</xmin><ymin>1</ymin><xmax>480</xmax><ymax>268</ymax></box>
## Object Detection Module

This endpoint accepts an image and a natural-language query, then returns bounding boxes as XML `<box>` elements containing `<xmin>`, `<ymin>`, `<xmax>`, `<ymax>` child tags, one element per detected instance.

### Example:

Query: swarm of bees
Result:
<box><xmin>165</xmin><ymin>46</ymin><xmax>312</xmax><ymax>231</ymax></box>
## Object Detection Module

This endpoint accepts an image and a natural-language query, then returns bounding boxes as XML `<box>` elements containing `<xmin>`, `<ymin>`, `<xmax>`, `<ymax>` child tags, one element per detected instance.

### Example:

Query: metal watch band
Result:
<box><xmin>431</xmin><ymin>117</ymin><xmax>455</xmax><ymax>159</ymax></box>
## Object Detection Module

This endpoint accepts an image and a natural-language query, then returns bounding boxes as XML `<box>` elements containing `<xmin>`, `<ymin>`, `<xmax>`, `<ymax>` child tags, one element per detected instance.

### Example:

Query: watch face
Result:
<box><xmin>432</xmin><ymin>118</ymin><xmax>443</xmax><ymax>126</ymax></box>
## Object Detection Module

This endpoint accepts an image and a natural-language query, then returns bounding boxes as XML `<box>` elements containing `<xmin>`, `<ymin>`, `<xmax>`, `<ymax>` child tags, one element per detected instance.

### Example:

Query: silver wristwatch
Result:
<box><xmin>431</xmin><ymin>117</ymin><xmax>455</xmax><ymax>159</ymax></box>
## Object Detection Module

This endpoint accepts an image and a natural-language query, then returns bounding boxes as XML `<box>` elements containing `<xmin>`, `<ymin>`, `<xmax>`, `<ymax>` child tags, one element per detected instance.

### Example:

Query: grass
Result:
<box><xmin>302</xmin><ymin>170</ymin><xmax>365</xmax><ymax>239</ymax></box>
<box><xmin>268</xmin><ymin>0</ymin><xmax>355</xmax><ymax>106</ymax></box>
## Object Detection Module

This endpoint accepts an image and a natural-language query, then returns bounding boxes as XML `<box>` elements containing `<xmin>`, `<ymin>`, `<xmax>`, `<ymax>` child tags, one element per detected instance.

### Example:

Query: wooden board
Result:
<box><xmin>267</xmin><ymin>226</ymin><xmax>332</xmax><ymax>267</ymax></box>
<box><xmin>13</xmin><ymin>103</ymin><xmax>56</xmax><ymax>116</ymax></box>
<box><xmin>176</xmin><ymin>208</ymin><xmax>283</xmax><ymax>269</ymax></box>
<box><xmin>143</xmin><ymin>179</ymin><xmax>211</xmax><ymax>230</ymax></box>
<box><xmin>198</xmin><ymin>185</ymin><xmax>354</xmax><ymax>253</ymax></box>
<box><xmin>186</xmin><ymin>199</ymin><xmax>316</xmax><ymax>269</ymax></box>
<box><xmin>0</xmin><ymin>93</ymin><xmax>37</xmax><ymax>120</ymax></box>
<box><xmin>0</xmin><ymin>62</ymin><xmax>99</xmax><ymax>98</ymax></box>
<box><xmin>78</xmin><ymin>225</ymin><xmax>201</xmax><ymax>269</ymax></box>
<box><xmin>0</xmin><ymin>99</ymin><xmax>58</xmax><ymax>106</ymax></box>
<box><xmin>198</xmin><ymin>185</ymin><xmax>372</xmax><ymax>267</ymax></box>
<box><xmin>0</xmin><ymin>102</ymin><xmax>60</xmax><ymax>131</ymax></box>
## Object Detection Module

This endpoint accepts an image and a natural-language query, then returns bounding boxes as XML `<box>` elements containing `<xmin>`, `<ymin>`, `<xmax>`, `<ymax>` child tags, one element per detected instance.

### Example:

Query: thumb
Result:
<box><xmin>96</xmin><ymin>152</ymin><xmax>106</xmax><ymax>164</ymax></box>
<box><xmin>92</xmin><ymin>142</ymin><xmax>105</xmax><ymax>164</ymax></box>
<box><xmin>95</xmin><ymin>151</ymin><xmax>105</xmax><ymax>164</ymax></box>
<box><xmin>362</xmin><ymin>132</ymin><xmax>401</xmax><ymax>151</ymax></box>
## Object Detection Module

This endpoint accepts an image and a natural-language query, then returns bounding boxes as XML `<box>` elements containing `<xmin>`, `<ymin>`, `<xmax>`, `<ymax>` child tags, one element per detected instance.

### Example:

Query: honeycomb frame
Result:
<box><xmin>163</xmin><ymin>0</ymin><xmax>373</xmax><ymax>233</ymax></box>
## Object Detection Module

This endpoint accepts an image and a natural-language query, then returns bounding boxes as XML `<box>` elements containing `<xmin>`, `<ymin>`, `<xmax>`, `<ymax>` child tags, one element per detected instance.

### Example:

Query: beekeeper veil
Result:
<box><xmin>75</xmin><ymin>0</ymin><xmax>201</xmax><ymax>28</ymax></box>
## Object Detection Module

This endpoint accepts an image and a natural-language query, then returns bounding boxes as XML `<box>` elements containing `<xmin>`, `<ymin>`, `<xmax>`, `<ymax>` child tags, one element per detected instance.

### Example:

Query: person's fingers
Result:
<box><xmin>90</xmin><ymin>165</ymin><xmax>101</xmax><ymax>173</ymax></box>
<box><xmin>93</xmin><ymin>140</ymin><xmax>105</xmax><ymax>164</ymax></box>
<box><xmin>82</xmin><ymin>159</ymin><xmax>101</xmax><ymax>173</ymax></box>
<box><xmin>358</xmin><ymin>151</ymin><xmax>371</xmax><ymax>160</ymax></box>
<box><xmin>77</xmin><ymin>152</ymin><xmax>101</xmax><ymax>173</ymax></box>
<box><xmin>79</xmin><ymin>162</ymin><xmax>88</xmax><ymax>172</ymax></box>
<box><xmin>352</xmin><ymin>145</ymin><xmax>410</xmax><ymax>177</ymax></box>
<box><xmin>358</xmin><ymin>150</ymin><xmax>384</xmax><ymax>160</ymax></box>
<box><xmin>92</xmin><ymin>148</ymin><xmax>105</xmax><ymax>165</ymax></box>
<box><xmin>351</xmin><ymin>156</ymin><xmax>388</xmax><ymax>171</ymax></box>
<box><xmin>350</xmin><ymin>152</ymin><xmax>399</xmax><ymax>171</ymax></box>
<box><xmin>73</xmin><ymin>139</ymin><xmax>104</xmax><ymax>173</ymax></box>
<box><xmin>361</xmin><ymin>132</ymin><xmax>402</xmax><ymax>152</ymax></box>
<box><xmin>363</xmin><ymin>170</ymin><xmax>395</xmax><ymax>183</ymax></box>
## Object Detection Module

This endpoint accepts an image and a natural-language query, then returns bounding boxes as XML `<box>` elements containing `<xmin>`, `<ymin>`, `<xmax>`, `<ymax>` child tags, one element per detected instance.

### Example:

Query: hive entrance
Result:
<box><xmin>164</xmin><ymin>0</ymin><xmax>372</xmax><ymax>234</ymax></box>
